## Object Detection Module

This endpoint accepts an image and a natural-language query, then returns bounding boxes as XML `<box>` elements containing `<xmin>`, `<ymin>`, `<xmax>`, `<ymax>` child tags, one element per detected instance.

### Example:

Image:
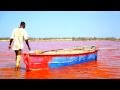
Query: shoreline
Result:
<box><xmin>0</xmin><ymin>37</ymin><xmax>120</xmax><ymax>42</ymax></box>
<box><xmin>0</xmin><ymin>39</ymin><xmax>120</xmax><ymax>42</ymax></box>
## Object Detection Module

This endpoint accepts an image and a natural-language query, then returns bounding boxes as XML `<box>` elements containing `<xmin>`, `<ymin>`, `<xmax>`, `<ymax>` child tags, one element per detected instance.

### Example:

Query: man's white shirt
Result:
<box><xmin>10</xmin><ymin>28</ymin><xmax>28</xmax><ymax>50</ymax></box>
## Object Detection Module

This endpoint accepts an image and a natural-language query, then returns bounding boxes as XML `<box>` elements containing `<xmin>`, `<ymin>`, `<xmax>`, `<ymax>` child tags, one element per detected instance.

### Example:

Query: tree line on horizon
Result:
<box><xmin>0</xmin><ymin>37</ymin><xmax>120</xmax><ymax>41</ymax></box>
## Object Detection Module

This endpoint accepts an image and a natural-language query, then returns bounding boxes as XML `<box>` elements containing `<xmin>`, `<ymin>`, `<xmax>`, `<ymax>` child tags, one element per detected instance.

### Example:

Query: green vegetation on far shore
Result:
<box><xmin>0</xmin><ymin>37</ymin><xmax>120</xmax><ymax>41</ymax></box>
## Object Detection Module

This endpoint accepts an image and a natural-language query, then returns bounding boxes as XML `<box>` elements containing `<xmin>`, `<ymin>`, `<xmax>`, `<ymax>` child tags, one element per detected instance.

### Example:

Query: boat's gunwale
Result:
<box><xmin>23</xmin><ymin>50</ymin><xmax>98</xmax><ymax>57</ymax></box>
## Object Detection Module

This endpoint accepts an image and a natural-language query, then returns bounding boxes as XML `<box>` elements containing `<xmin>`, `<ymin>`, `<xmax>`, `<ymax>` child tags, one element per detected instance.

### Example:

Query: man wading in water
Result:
<box><xmin>9</xmin><ymin>22</ymin><xmax>31</xmax><ymax>71</ymax></box>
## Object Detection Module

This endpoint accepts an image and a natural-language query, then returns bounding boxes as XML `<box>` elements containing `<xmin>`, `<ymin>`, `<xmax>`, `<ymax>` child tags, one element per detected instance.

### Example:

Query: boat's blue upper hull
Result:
<box><xmin>48</xmin><ymin>51</ymin><xmax>97</xmax><ymax>68</ymax></box>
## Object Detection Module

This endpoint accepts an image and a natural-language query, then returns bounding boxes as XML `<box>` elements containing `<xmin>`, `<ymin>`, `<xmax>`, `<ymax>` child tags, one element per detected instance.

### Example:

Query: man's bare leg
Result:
<box><xmin>15</xmin><ymin>49</ymin><xmax>22</xmax><ymax>71</ymax></box>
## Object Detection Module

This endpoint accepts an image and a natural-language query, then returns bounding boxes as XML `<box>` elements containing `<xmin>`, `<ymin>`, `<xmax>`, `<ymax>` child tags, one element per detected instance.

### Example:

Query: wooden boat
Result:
<box><xmin>22</xmin><ymin>46</ymin><xmax>98</xmax><ymax>71</ymax></box>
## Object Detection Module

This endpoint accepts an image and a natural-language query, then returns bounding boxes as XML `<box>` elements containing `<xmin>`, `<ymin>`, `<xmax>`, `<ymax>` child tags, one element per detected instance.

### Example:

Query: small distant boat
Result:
<box><xmin>22</xmin><ymin>46</ymin><xmax>98</xmax><ymax>71</ymax></box>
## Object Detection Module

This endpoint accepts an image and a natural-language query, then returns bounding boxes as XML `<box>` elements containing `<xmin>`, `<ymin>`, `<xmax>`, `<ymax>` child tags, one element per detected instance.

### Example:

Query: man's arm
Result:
<box><xmin>24</xmin><ymin>30</ymin><xmax>31</xmax><ymax>51</ymax></box>
<box><xmin>9</xmin><ymin>39</ymin><xmax>13</xmax><ymax>50</ymax></box>
<box><xmin>9</xmin><ymin>29</ymin><xmax>15</xmax><ymax>50</ymax></box>
<box><xmin>25</xmin><ymin>39</ymin><xmax>31</xmax><ymax>51</ymax></box>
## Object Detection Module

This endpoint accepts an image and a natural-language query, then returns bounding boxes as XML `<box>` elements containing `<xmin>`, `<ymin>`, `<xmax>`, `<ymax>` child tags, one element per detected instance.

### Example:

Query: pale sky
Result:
<box><xmin>0</xmin><ymin>11</ymin><xmax>120</xmax><ymax>38</ymax></box>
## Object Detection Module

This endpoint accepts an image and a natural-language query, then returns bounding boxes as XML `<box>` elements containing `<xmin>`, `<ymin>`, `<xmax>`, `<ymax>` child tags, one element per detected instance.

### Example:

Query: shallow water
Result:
<box><xmin>0</xmin><ymin>40</ymin><xmax>120</xmax><ymax>79</ymax></box>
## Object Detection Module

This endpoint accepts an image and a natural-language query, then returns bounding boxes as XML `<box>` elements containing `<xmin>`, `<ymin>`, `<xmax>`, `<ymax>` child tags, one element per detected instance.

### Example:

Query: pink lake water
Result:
<box><xmin>0</xmin><ymin>40</ymin><xmax>120</xmax><ymax>79</ymax></box>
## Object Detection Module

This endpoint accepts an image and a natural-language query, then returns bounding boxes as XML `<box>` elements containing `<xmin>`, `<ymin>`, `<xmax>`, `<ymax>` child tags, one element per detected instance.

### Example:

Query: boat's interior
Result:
<box><xmin>30</xmin><ymin>46</ymin><xmax>98</xmax><ymax>55</ymax></box>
